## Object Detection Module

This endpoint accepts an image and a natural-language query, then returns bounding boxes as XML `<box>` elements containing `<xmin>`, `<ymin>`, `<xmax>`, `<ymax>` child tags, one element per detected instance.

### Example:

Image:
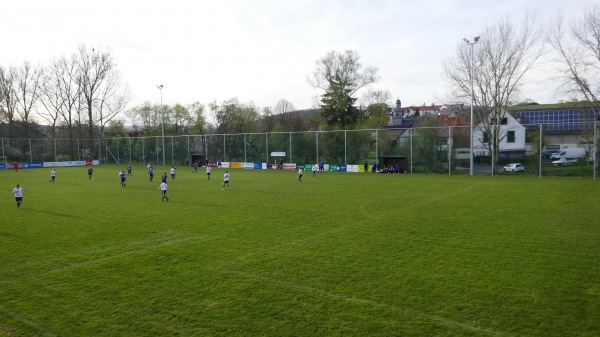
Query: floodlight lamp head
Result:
<box><xmin>474</xmin><ymin>36</ymin><xmax>480</xmax><ymax>42</ymax></box>
<box><xmin>463</xmin><ymin>38</ymin><xmax>469</xmax><ymax>43</ymax></box>
<box><xmin>157</xmin><ymin>84</ymin><xmax>163</xmax><ymax>90</ymax></box>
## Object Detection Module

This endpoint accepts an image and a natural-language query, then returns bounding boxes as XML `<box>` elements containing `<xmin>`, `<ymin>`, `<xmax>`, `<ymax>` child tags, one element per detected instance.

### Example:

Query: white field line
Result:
<box><xmin>3</xmin><ymin>232</ymin><xmax>202</xmax><ymax>283</ymax></box>
<box><xmin>0</xmin><ymin>233</ymin><xmax>204</xmax><ymax>336</ymax></box>
<box><xmin>218</xmin><ymin>268</ymin><xmax>513</xmax><ymax>337</ymax></box>
<box><xmin>0</xmin><ymin>305</ymin><xmax>58</xmax><ymax>337</ymax></box>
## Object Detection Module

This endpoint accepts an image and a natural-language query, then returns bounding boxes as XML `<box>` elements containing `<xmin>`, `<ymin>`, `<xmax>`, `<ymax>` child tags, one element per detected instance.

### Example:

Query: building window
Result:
<box><xmin>483</xmin><ymin>131</ymin><xmax>489</xmax><ymax>143</ymax></box>
<box><xmin>507</xmin><ymin>131</ymin><xmax>515</xmax><ymax>143</ymax></box>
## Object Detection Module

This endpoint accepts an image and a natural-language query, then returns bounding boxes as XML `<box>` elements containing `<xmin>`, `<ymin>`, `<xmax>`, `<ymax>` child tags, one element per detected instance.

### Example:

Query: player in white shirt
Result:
<box><xmin>206</xmin><ymin>165</ymin><xmax>211</xmax><ymax>180</ymax></box>
<box><xmin>158</xmin><ymin>182</ymin><xmax>169</xmax><ymax>202</ymax></box>
<box><xmin>298</xmin><ymin>167</ymin><xmax>303</xmax><ymax>183</ymax></box>
<box><xmin>12</xmin><ymin>184</ymin><xmax>23</xmax><ymax>208</ymax></box>
<box><xmin>50</xmin><ymin>169</ymin><xmax>56</xmax><ymax>183</ymax></box>
<box><xmin>312</xmin><ymin>164</ymin><xmax>318</xmax><ymax>177</ymax></box>
<box><xmin>170</xmin><ymin>166</ymin><xmax>176</xmax><ymax>180</ymax></box>
<box><xmin>222</xmin><ymin>171</ymin><xmax>230</xmax><ymax>190</ymax></box>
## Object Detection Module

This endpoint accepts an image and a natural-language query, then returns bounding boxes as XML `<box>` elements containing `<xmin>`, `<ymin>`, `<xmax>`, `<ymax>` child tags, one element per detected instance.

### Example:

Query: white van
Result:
<box><xmin>550</xmin><ymin>148</ymin><xmax>587</xmax><ymax>162</ymax></box>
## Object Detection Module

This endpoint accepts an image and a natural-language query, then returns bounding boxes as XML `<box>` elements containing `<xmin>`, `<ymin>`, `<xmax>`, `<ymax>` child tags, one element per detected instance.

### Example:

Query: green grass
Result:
<box><xmin>1</xmin><ymin>165</ymin><xmax>599</xmax><ymax>336</ymax></box>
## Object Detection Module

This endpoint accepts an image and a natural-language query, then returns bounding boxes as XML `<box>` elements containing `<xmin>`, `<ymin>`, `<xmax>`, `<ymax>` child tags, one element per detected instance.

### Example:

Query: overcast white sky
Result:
<box><xmin>2</xmin><ymin>0</ymin><xmax>597</xmax><ymax>113</ymax></box>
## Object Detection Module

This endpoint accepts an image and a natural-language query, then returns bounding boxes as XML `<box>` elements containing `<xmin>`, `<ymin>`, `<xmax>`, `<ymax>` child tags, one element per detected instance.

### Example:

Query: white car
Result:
<box><xmin>503</xmin><ymin>163</ymin><xmax>524</xmax><ymax>172</ymax></box>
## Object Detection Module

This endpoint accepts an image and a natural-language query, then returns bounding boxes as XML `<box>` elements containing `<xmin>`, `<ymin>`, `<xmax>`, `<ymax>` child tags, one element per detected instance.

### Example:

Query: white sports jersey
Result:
<box><xmin>160</xmin><ymin>182</ymin><xmax>168</xmax><ymax>191</ymax></box>
<box><xmin>206</xmin><ymin>166</ymin><xmax>211</xmax><ymax>173</ymax></box>
<box><xmin>170</xmin><ymin>167</ymin><xmax>176</xmax><ymax>175</ymax></box>
<box><xmin>224</xmin><ymin>173</ymin><xmax>230</xmax><ymax>181</ymax></box>
<box><xmin>12</xmin><ymin>187</ymin><xmax>23</xmax><ymax>197</ymax></box>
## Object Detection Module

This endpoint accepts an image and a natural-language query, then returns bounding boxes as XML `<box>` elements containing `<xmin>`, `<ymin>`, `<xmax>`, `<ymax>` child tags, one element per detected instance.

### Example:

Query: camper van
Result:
<box><xmin>550</xmin><ymin>148</ymin><xmax>587</xmax><ymax>160</ymax></box>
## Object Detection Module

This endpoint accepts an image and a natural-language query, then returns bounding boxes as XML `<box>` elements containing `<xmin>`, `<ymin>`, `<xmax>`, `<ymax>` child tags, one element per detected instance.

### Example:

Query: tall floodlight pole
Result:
<box><xmin>463</xmin><ymin>36</ymin><xmax>479</xmax><ymax>176</ymax></box>
<box><xmin>157</xmin><ymin>85</ymin><xmax>165</xmax><ymax>166</ymax></box>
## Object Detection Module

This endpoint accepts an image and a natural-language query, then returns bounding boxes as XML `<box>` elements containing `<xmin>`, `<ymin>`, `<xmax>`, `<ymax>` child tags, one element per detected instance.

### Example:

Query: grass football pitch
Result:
<box><xmin>1</xmin><ymin>164</ymin><xmax>599</xmax><ymax>336</ymax></box>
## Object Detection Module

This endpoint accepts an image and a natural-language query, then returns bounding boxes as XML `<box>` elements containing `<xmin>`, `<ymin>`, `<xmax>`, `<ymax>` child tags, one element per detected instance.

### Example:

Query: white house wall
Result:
<box><xmin>473</xmin><ymin>111</ymin><xmax>526</xmax><ymax>156</ymax></box>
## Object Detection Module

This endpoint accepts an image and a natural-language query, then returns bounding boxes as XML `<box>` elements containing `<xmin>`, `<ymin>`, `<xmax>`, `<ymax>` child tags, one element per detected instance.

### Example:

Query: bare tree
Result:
<box><xmin>14</xmin><ymin>62</ymin><xmax>43</xmax><ymax>137</ymax></box>
<box><xmin>549</xmin><ymin>6</ymin><xmax>600</xmax><ymax>106</ymax></box>
<box><xmin>274</xmin><ymin>99</ymin><xmax>296</xmax><ymax>131</ymax></box>
<box><xmin>443</xmin><ymin>13</ymin><xmax>545</xmax><ymax>173</ymax></box>
<box><xmin>75</xmin><ymin>44</ymin><xmax>127</xmax><ymax>158</ymax></box>
<box><xmin>358</xmin><ymin>89</ymin><xmax>392</xmax><ymax>127</ymax></box>
<box><xmin>0</xmin><ymin>66</ymin><xmax>19</xmax><ymax>140</ymax></box>
<box><xmin>95</xmin><ymin>70</ymin><xmax>130</xmax><ymax>138</ymax></box>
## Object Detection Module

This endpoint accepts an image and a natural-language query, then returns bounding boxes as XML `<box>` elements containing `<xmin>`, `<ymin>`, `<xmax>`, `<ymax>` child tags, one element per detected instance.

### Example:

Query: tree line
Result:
<box><xmin>1</xmin><ymin>7</ymin><xmax>599</xmax><ymax>170</ymax></box>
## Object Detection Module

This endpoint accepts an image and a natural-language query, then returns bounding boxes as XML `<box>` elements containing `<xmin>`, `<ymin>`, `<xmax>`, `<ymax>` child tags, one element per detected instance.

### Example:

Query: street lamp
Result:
<box><xmin>463</xmin><ymin>36</ymin><xmax>479</xmax><ymax>176</ymax></box>
<box><xmin>157</xmin><ymin>84</ymin><xmax>165</xmax><ymax>166</ymax></box>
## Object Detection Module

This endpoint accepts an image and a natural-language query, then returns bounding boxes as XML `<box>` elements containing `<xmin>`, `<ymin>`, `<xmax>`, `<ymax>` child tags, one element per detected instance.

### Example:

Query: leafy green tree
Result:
<box><xmin>413</xmin><ymin>114</ymin><xmax>444</xmax><ymax>173</ymax></box>
<box><xmin>308</xmin><ymin>50</ymin><xmax>379</xmax><ymax>129</ymax></box>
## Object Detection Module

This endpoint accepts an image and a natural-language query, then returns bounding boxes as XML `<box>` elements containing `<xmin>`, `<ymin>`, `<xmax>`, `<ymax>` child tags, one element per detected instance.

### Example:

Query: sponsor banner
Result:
<box><xmin>221</xmin><ymin>162</ymin><xmax>230</xmax><ymax>168</ymax></box>
<box><xmin>328</xmin><ymin>164</ymin><xmax>338</xmax><ymax>172</ymax></box>
<box><xmin>241</xmin><ymin>162</ymin><xmax>254</xmax><ymax>169</ymax></box>
<box><xmin>324</xmin><ymin>164</ymin><xmax>329</xmax><ymax>171</ymax></box>
<box><xmin>207</xmin><ymin>162</ymin><xmax>218</xmax><ymax>168</ymax></box>
<box><xmin>44</xmin><ymin>161</ymin><xmax>91</xmax><ymax>167</ymax></box>
<box><xmin>254</xmin><ymin>163</ymin><xmax>263</xmax><ymax>169</ymax></box>
<box><xmin>271</xmin><ymin>152</ymin><xmax>285</xmax><ymax>157</ymax></box>
<box><xmin>283</xmin><ymin>163</ymin><xmax>297</xmax><ymax>170</ymax></box>
<box><xmin>20</xmin><ymin>162</ymin><xmax>44</xmax><ymax>169</ymax></box>
<box><xmin>337</xmin><ymin>164</ymin><xmax>347</xmax><ymax>172</ymax></box>
<box><xmin>0</xmin><ymin>164</ymin><xmax>5</xmax><ymax>169</ymax></box>
<box><xmin>269</xmin><ymin>164</ymin><xmax>278</xmax><ymax>169</ymax></box>
<box><xmin>304</xmin><ymin>164</ymin><xmax>312</xmax><ymax>170</ymax></box>
<box><xmin>346</xmin><ymin>165</ymin><xmax>359</xmax><ymax>173</ymax></box>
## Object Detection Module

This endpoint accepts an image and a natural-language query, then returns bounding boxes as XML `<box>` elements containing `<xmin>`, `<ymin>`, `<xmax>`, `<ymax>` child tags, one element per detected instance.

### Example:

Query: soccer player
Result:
<box><xmin>193</xmin><ymin>161</ymin><xmax>198</xmax><ymax>173</ymax></box>
<box><xmin>12</xmin><ymin>184</ymin><xmax>23</xmax><ymax>208</ymax></box>
<box><xmin>148</xmin><ymin>165</ymin><xmax>154</xmax><ymax>182</ymax></box>
<box><xmin>127</xmin><ymin>165</ymin><xmax>132</xmax><ymax>176</ymax></box>
<box><xmin>312</xmin><ymin>164</ymin><xmax>318</xmax><ymax>177</ymax></box>
<box><xmin>170</xmin><ymin>166</ymin><xmax>176</xmax><ymax>180</ymax></box>
<box><xmin>88</xmin><ymin>167</ymin><xmax>94</xmax><ymax>180</ymax></box>
<box><xmin>206</xmin><ymin>165</ymin><xmax>211</xmax><ymax>180</ymax></box>
<box><xmin>158</xmin><ymin>181</ymin><xmax>169</xmax><ymax>202</ymax></box>
<box><xmin>298</xmin><ymin>167</ymin><xmax>303</xmax><ymax>183</ymax></box>
<box><xmin>119</xmin><ymin>170</ymin><xmax>126</xmax><ymax>187</ymax></box>
<box><xmin>161</xmin><ymin>172</ymin><xmax>168</xmax><ymax>183</ymax></box>
<box><xmin>222</xmin><ymin>170</ymin><xmax>230</xmax><ymax>190</ymax></box>
<box><xmin>50</xmin><ymin>169</ymin><xmax>56</xmax><ymax>183</ymax></box>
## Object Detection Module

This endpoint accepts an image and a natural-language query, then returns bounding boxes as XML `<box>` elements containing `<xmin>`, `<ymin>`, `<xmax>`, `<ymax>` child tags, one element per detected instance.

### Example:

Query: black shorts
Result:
<box><xmin>121</xmin><ymin>177</ymin><xmax>126</xmax><ymax>182</ymax></box>
<box><xmin>15</xmin><ymin>197</ymin><xmax>22</xmax><ymax>202</ymax></box>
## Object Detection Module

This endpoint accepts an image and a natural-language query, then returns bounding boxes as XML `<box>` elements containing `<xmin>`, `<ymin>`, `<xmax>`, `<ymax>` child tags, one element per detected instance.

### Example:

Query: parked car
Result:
<box><xmin>503</xmin><ymin>163</ymin><xmax>524</xmax><ymax>172</ymax></box>
<box><xmin>542</xmin><ymin>149</ymin><xmax>560</xmax><ymax>159</ymax></box>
